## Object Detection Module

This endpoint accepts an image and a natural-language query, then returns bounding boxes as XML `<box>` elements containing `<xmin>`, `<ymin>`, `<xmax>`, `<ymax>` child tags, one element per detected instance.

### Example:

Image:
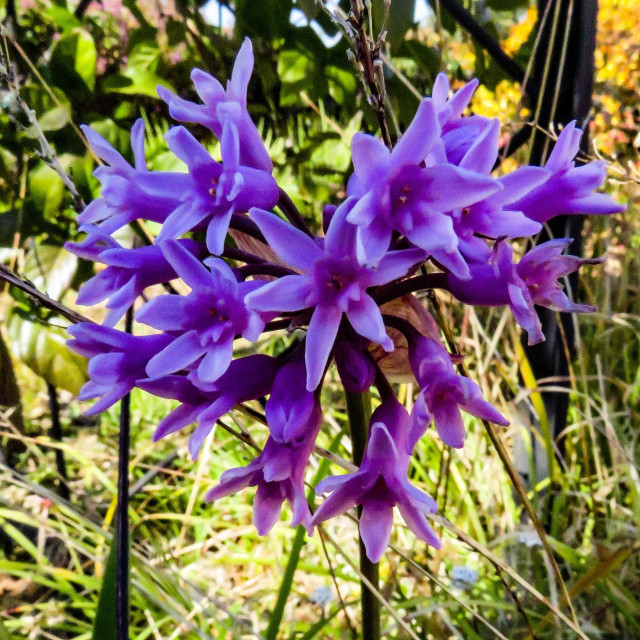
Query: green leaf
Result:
<box><xmin>26</xmin><ymin>162</ymin><xmax>65</xmax><ymax>219</ymax></box>
<box><xmin>23</xmin><ymin>244</ymin><xmax>78</xmax><ymax>301</ymax></box>
<box><xmin>24</xmin><ymin>105</ymin><xmax>71</xmax><ymax>137</ymax></box>
<box><xmin>49</xmin><ymin>28</ymin><xmax>97</xmax><ymax>94</ymax></box>
<box><xmin>102</xmin><ymin>41</ymin><xmax>172</xmax><ymax>98</ymax></box>
<box><xmin>91</xmin><ymin>537</ymin><xmax>118</xmax><ymax>640</ymax></box>
<box><xmin>7</xmin><ymin>313</ymin><xmax>88</xmax><ymax>395</ymax></box>
<box><xmin>43</xmin><ymin>5</ymin><xmax>83</xmax><ymax>31</ymax></box>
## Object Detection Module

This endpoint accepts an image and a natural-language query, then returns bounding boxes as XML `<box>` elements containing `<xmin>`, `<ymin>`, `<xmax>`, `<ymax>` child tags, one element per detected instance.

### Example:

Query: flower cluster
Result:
<box><xmin>67</xmin><ymin>39</ymin><xmax>623</xmax><ymax>561</ymax></box>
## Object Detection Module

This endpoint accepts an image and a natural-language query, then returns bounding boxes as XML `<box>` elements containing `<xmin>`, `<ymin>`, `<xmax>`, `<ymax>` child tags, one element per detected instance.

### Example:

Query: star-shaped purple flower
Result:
<box><xmin>206</xmin><ymin>397</ymin><xmax>322</xmax><ymax>535</ymax></box>
<box><xmin>68</xmin><ymin>323</ymin><xmax>171</xmax><ymax>415</ymax></box>
<box><xmin>345</xmin><ymin>99</ymin><xmax>501</xmax><ymax>270</ymax></box>
<box><xmin>510</xmin><ymin>121</ymin><xmax>625</xmax><ymax>223</ymax></box>
<box><xmin>78</xmin><ymin>119</ymin><xmax>182</xmax><ymax>235</ymax></box>
<box><xmin>245</xmin><ymin>200</ymin><xmax>425</xmax><ymax>390</ymax></box>
<box><xmin>136</xmin><ymin>240</ymin><xmax>265</xmax><ymax>384</ymax></box>
<box><xmin>311</xmin><ymin>394</ymin><xmax>440</xmax><ymax>562</ymax></box>
<box><xmin>140</xmin><ymin>354</ymin><xmax>280</xmax><ymax>458</ymax></box>
<box><xmin>447</xmin><ymin>239</ymin><xmax>602</xmax><ymax>344</ymax></box>
<box><xmin>157</xmin><ymin>38</ymin><xmax>273</xmax><ymax>173</ymax></box>
<box><xmin>407</xmin><ymin>333</ymin><xmax>508</xmax><ymax>449</ymax></box>
<box><xmin>139</xmin><ymin>125</ymin><xmax>277</xmax><ymax>254</ymax></box>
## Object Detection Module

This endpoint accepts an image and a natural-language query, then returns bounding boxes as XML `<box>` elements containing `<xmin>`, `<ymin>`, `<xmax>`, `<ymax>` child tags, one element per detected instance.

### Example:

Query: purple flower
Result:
<box><xmin>67</xmin><ymin>323</ymin><xmax>171</xmax><ymax>415</ymax></box>
<box><xmin>333</xmin><ymin>326</ymin><xmax>376</xmax><ymax>394</ymax></box>
<box><xmin>78</xmin><ymin>119</ymin><xmax>182</xmax><ymax>235</ymax></box>
<box><xmin>430</xmin><ymin>73</ymin><xmax>493</xmax><ymax>165</ymax></box>
<box><xmin>407</xmin><ymin>334</ymin><xmax>508</xmax><ymax>449</ymax></box>
<box><xmin>449</xmin><ymin>118</ymin><xmax>547</xmax><ymax>256</ymax></box>
<box><xmin>136</xmin><ymin>240</ymin><xmax>265</xmax><ymax>384</ymax></box>
<box><xmin>311</xmin><ymin>395</ymin><xmax>440</xmax><ymax>562</ymax></box>
<box><xmin>157</xmin><ymin>38</ymin><xmax>273</xmax><ymax>173</ymax></box>
<box><xmin>447</xmin><ymin>239</ymin><xmax>602</xmax><ymax>344</ymax></box>
<box><xmin>265</xmin><ymin>348</ymin><xmax>317</xmax><ymax>443</ymax></box>
<box><xmin>140</xmin><ymin>354</ymin><xmax>280</xmax><ymax>458</ymax></box>
<box><xmin>345</xmin><ymin>99</ymin><xmax>501</xmax><ymax>270</ymax></box>
<box><xmin>510</xmin><ymin>121</ymin><xmax>625</xmax><ymax>223</ymax></box>
<box><xmin>206</xmin><ymin>397</ymin><xmax>322</xmax><ymax>534</ymax></box>
<box><xmin>138</xmin><ymin>125</ymin><xmax>277</xmax><ymax>254</ymax></box>
<box><xmin>245</xmin><ymin>200</ymin><xmax>425</xmax><ymax>390</ymax></box>
<box><xmin>72</xmin><ymin>229</ymin><xmax>205</xmax><ymax>327</ymax></box>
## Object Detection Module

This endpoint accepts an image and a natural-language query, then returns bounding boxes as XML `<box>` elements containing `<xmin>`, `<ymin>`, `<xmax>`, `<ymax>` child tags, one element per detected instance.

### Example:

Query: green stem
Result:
<box><xmin>264</xmin><ymin>524</ymin><xmax>306</xmax><ymax>640</ymax></box>
<box><xmin>344</xmin><ymin>390</ymin><xmax>380</xmax><ymax>640</ymax></box>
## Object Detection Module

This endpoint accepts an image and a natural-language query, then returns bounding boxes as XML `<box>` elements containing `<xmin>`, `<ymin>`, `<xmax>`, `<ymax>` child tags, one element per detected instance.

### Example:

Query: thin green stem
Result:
<box><xmin>264</xmin><ymin>525</ymin><xmax>306</xmax><ymax>640</ymax></box>
<box><xmin>344</xmin><ymin>390</ymin><xmax>380</xmax><ymax>640</ymax></box>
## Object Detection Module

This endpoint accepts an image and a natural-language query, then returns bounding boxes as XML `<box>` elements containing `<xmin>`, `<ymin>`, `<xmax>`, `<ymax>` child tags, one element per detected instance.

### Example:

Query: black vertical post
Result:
<box><xmin>47</xmin><ymin>383</ymin><xmax>70</xmax><ymax>501</ymax></box>
<box><xmin>524</xmin><ymin>0</ymin><xmax>599</xmax><ymax>446</ymax></box>
<box><xmin>116</xmin><ymin>308</ymin><xmax>133</xmax><ymax>640</ymax></box>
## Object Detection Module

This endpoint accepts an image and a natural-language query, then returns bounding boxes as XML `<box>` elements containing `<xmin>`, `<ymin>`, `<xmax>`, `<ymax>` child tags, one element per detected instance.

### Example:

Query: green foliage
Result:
<box><xmin>49</xmin><ymin>28</ymin><xmax>97</xmax><ymax>94</ymax></box>
<box><xmin>7</xmin><ymin>313</ymin><xmax>87</xmax><ymax>394</ymax></box>
<box><xmin>91</xmin><ymin>537</ymin><xmax>118</xmax><ymax>640</ymax></box>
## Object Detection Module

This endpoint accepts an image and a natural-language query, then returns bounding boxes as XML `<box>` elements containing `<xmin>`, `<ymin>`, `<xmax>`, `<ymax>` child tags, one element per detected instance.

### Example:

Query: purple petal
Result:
<box><xmin>432</xmin><ymin>398</ymin><xmax>466</xmax><ymax>448</ymax></box>
<box><xmin>161</xmin><ymin>239</ymin><xmax>215</xmax><ymax>290</ymax></box>
<box><xmin>312</xmin><ymin>482</ymin><xmax>360</xmax><ymax>525</ymax></box>
<box><xmin>81</xmin><ymin>125</ymin><xmax>130</xmax><ymax>171</ymax></box>
<box><xmin>245</xmin><ymin>275</ymin><xmax>312</xmax><ymax>313</ymax></box>
<box><xmin>228</xmin><ymin>37</ymin><xmax>253</xmax><ymax>103</ymax></box>
<box><xmin>83</xmin><ymin>382</ymin><xmax>131</xmax><ymax>416</ymax></box>
<box><xmin>359</xmin><ymin>499</ymin><xmax>394</xmax><ymax>562</ymax></box>
<box><xmin>135</xmin><ymin>295</ymin><xmax>184</xmax><ymax>330</ymax></box>
<box><xmin>130</xmin><ymin>119</ymin><xmax>146</xmax><ymax>170</ymax></box>
<box><xmin>391</xmin><ymin>99</ymin><xmax>439</xmax><ymax>167</ymax></box>
<box><xmin>457</xmin><ymin>377</ymin><xmax>509</xmax><ymax>426</ymax></box>
<box><xmin>205</xmin><ymin>209</ymin><xmax>234</xmax><ymax>255</ymax></box>
<box><xmin>356</xmin><ymin>216</ymin><xmax>393</xmax><ymax>267</ymax></box>
<box><xmin>368</xmin><ymin>248</ymin><xmax>424</xmax><ymax>286</ymax></box>
<box><xmin>346</xmin><ymin>294</ymin><xmax>393</xmax><ymax>352</ymax></box>
<box><xmin>157</xmin><ymin>200</ymin><xmax>208</xmax><ymax>242</ymax></box>
<box><xmin>191</xmin><ymin>68</ymin><xmax>225</xmax><ymax>106</ymax></box>
<box><xmin>197</xmin><ymin>339</ymin><xmax>234</xmax><ymax>383</ymax></box>
<box><xmin>153</xmin><ymin>404</ymin><xmax>199</xmax><ymax>441</ymax></box>
<box><xmin>324</xmin><ymin>198</ymin><xmax>357</xmax><ymax>258</ymax></box>
<box><xmin>447</xmin><ymin>78</ymin><xmax>479</xmax><ymax>120</ymax></box>
<box><xmin>249</xmin><ymin>208</ymin><xmax>322</xmax><ymax>272</ymax></box>
<box><xmin>508</xmin><ymin>283</ymin><xmax>544</xmax><ymax>345</ymax></box>
<box><xmin>165</xmin><ymin>126</ymin><xmax>214</xmax><ymax>171</ymax></box>
<box><xmin>305</xmin><ymin>306</ymin><xmax>342</xmax><ymax>391</ymax></box>
<box><xmin>545</xmin><ymin>120</ymin><xmax>580</xmax><ymax>172</ymax></box>
<box><xmin>397</xmin><ymin>502</ymin><xmax>441</xmax><ymax>549</ymax></box>
<box><xmin>205</xmin><ymin>467</ymin><xmax>254</xmax><ymax>503</ymax></box>
<box><xmin>351</xmin><ymin>133</ymin><xmax>391</xmax><ymax>186</ymax></box>
<box><xmin>220</xmin><ymin>118</ymin><xmax>240</xmax><ymax>170</ymax></box>
<box><xmin>253</xmin><ymin>483</ymin><xmax>284</xmax><ymax>535</ymax></box>
<box><xmin>145</xmin><ymin>330</ymin><xmax>204</xmax><ymax>378</ymax></box>
<box><xmin>458</xmin><ymin>117</ymin><xmax>499</xmax><ymax>174</ymax></box>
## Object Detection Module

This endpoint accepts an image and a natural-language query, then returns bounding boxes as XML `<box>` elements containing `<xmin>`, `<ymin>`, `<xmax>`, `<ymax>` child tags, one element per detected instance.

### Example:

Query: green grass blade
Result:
<box><xmin>92</xmin><ymin>536</ymin><xmax>118</xmax><ymax>640</ymax></box>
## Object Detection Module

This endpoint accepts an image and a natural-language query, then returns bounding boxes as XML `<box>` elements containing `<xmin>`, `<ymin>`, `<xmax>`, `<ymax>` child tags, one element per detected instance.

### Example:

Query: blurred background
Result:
<box><xmin>0</xmin><ymin>0</ymin><xmax>638</xmax><ymax>638</ymax></box>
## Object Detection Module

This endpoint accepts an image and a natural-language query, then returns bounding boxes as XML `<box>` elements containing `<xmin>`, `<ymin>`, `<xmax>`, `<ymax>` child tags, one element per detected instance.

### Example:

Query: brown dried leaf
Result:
<box><xmin>371</xmin><ymin>295</ymin><xmax>440</xmax><ymax>382</ymax></box>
